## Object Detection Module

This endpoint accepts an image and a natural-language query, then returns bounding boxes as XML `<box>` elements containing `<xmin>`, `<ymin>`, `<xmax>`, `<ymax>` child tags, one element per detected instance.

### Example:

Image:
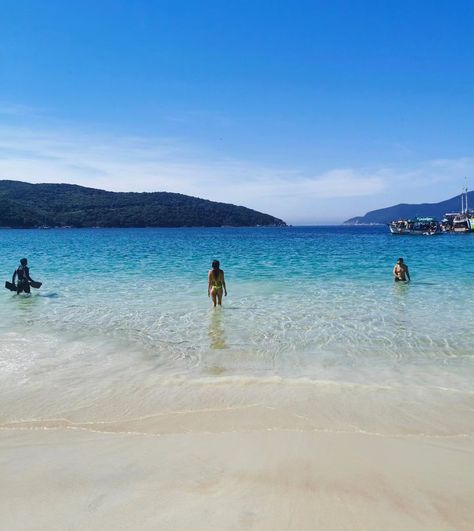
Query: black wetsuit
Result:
<box><xmin>12</xmin><ymin>265</ymin><xmax>33</xmax><ymax>294</ymax></box>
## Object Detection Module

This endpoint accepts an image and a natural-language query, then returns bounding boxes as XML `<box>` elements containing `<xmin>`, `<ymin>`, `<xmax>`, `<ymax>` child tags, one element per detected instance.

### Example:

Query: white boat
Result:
<box><xmin>452</xmin><ymin>214</ymin><xmax>474</xmax><ymax>233</ymax></box>
<box><xmin>443</xmin><ymin>186</ymin><xmax>474</xmax><ymax>233</ymax></box>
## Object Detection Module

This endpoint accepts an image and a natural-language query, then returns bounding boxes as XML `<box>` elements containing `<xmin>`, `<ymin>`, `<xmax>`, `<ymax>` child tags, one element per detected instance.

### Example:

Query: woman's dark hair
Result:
<box><xmin>20</xmin><ymin>258</ymin><xmax>28</xmax><ymax>266</ymax></box>
<box><xmin>212</xmin><ymin>260</ymin><xmax>220</xmax><ymax>279</ymax></box>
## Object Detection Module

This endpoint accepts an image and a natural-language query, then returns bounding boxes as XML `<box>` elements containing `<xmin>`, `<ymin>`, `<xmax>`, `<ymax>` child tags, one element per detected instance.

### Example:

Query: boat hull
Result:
<box><xmin>389</xmin><ymin>228</ymin><xmax>441</xmax><ymax>235</ymax></box>
<box><xmin>389</xmin><ymin>218</ymin><xmax>441</xmax><ymax>235</ymax></box>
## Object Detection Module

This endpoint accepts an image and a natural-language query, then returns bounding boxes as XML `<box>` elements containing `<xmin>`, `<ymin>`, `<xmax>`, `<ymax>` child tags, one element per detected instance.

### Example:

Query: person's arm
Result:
<box><xmin>208</xmin><ymin>271</ymin><xmax>212</xmax><ymax>297</ymax></box>
<box><xmin>392</xmin><ymin>265</ymin><xmax>397</xmax><ymax>278</ymax></box>
<box><xmin>222</xmin><ymin>271</ymin><xmax>227</xmax><ymax>296</ymax></box>
<box><xmin>12</xmin><ymin>269</ymin><xmax>17</xmax><ymax>284</ymax></box>
<box><xmin>25</xmin><ymin>266</ymin><xmax>34</xmax><ymax>282</ymax></box>
<box><xmin>405</xmin><ymin>266</ymin><xmax>410</xmax><ymax>281</ymax></box>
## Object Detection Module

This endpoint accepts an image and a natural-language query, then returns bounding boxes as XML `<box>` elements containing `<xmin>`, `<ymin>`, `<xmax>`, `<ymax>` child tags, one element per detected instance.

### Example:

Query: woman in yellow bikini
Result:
<box><xmin>208</xmin><ymin>260</ymin><xmax>227</xmax><ymax>307</ymax></box>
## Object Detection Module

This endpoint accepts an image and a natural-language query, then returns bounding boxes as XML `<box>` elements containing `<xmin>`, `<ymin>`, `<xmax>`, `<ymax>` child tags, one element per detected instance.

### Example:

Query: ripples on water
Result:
<box><xmin>0</xmin><ymin>227</ymin><xmax>473</xmax><ymax>430</ymax></box>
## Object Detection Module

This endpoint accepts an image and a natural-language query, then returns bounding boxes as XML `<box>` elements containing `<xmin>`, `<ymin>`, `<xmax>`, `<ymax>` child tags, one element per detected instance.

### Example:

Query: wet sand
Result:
<box><xmin>1</xmin><ymin>418</ymin><xmax>473</xmax><ymax>531</ymax></box>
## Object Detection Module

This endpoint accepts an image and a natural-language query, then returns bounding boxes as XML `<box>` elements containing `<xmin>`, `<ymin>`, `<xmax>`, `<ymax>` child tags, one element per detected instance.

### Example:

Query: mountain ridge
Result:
<box><xmin>0</xmin><ymin>180</ymin><xmax>286</xmax><ymax>228</ymax></box>
<box><xmin>345</xmin><ymin>192</ymin><xmax>472</xmax><ymax>225</ymax></box>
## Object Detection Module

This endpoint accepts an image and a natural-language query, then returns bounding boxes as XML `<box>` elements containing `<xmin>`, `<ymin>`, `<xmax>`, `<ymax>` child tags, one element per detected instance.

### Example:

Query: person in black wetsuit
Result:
<box><xmin>12</xmin><ymin>258</ymin><xmax>35</xmax><ymax>294</ymax></box>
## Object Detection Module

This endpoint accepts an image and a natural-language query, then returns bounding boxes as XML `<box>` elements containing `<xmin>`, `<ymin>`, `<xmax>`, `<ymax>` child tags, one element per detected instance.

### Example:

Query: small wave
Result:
<box><xmin>1</xmin><ymin>418</ymin><xmax>472</xmax><ymax>440</ymax></box>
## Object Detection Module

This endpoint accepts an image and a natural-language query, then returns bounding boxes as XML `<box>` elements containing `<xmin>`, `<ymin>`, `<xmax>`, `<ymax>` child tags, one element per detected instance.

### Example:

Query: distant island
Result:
<box><xmin>0</xmin><ymin>180</ymin><xmax>286</xmax><ymax>228</ymax></box>
<box><xmin>344</xmin><ymin>192</ymin><xmax>473</xmax><ymax>225</ymax></box>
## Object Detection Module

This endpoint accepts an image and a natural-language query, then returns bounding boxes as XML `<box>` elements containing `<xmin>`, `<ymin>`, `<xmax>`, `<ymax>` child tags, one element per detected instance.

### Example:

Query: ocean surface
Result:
<box><xmin>1</xmin><ymin>226</ymin><xmax>473</xmax><ymax>436</ymax></box>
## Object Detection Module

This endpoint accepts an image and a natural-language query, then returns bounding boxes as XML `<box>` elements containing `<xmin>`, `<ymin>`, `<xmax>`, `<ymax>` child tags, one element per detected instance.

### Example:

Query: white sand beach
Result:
<box><xmin>1</xmin><ymin>379</ymin><xmax>473</xmax><ymax>531</ymax></box>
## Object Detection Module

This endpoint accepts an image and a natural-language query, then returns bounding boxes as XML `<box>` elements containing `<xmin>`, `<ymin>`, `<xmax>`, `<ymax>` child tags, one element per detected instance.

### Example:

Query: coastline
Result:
<box><xmin>1</xmin><ymin>225</ymin><xmax>474</xmax><ymax>530</ymax></box>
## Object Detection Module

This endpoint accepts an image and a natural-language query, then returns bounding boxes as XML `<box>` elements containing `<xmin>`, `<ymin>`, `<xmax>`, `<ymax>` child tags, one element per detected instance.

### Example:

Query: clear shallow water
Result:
<box><xmin>1</xmin><ymin>226</ymin><xmax>473</xmax><ymax>432</ymax></box>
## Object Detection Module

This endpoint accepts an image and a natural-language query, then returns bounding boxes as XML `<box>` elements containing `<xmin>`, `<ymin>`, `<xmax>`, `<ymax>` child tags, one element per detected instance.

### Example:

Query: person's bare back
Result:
<box><xmin>208</xmin><ymin>260</ymin><xmax>227</xmax><ymax>306</ymax></box>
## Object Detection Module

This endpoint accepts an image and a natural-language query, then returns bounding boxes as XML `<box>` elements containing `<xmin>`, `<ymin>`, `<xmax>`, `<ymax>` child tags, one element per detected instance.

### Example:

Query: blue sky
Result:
<box><xmin>1</xmin><ymin>1</ymin><xmax>473</xmax><ymax>223</ymax></box>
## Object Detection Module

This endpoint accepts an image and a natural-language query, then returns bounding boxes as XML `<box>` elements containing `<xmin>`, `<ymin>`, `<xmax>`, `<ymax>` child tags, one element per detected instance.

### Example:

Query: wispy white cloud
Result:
<box><xmin>0</xmin><ymin>122</ymin><xmax>472</xmax><ymax>223</ymax></box>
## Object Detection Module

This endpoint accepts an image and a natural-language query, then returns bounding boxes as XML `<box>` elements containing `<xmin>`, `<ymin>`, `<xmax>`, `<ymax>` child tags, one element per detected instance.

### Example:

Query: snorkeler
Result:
<box><xmin>208</xmin><ymin>260</ymin><xmax>227</xmax><ymax>307</ymax></box>
<box><xmin>12</xmin><ymin>258</ymin><xmax>37</xmax><ymax>294</ymax></box>
<box><xmin>393</xmin><ymin>257</ymin><xmax>410</xmax><ymax>282</ymax></box>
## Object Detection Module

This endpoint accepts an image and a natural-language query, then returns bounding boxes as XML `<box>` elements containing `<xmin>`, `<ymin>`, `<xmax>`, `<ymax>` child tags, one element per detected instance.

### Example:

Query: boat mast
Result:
<box><xmin>460</xmin><ymin>179</ymin><xmax>468</xmax><ymax>214</ymax></box>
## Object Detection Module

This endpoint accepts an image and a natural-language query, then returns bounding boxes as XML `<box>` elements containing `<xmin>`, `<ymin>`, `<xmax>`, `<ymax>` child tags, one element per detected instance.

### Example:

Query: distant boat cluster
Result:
<box><xmin>389</xmin><ymin>186</ymin><xmax>474</xmax><ymax>235</ymax></box>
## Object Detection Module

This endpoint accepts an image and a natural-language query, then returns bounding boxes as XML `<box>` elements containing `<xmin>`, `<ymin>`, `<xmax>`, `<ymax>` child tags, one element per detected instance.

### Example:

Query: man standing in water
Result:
<box><xmin>208</xmin><ymin>260</ymin><xmax>227</xmax><ymax>307</ymax></box>
<box><xmin>393</xmin><ymin>257</ymin><xmax>410</xmax><ymax>282</ymax></box>
<box><xmin>12</xmin><ymin>258</ymin><xmax>36</xmax><ymax>294</ymax></box>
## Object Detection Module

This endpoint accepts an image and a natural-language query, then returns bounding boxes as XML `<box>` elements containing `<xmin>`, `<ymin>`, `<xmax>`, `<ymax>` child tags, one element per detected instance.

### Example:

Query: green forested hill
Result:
<box><xmin>0</xmin><ymin>181</ymin><xmax>286</xmax><ymax>228</ymax></box>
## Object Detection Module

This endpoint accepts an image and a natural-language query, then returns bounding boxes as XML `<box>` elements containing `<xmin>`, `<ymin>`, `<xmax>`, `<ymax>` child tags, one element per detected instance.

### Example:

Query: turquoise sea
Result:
<box><xmin>1</xmin><ymin>226</ymin><xmax>473</xmax><ymax>435</ymax></box>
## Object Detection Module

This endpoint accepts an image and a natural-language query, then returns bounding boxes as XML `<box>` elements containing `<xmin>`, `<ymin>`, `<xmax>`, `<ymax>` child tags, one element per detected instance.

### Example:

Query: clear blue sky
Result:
<box><xmin>1</xmin><ymin>0</ymin><xmax>473</xmax><ymax>223</ymax></box>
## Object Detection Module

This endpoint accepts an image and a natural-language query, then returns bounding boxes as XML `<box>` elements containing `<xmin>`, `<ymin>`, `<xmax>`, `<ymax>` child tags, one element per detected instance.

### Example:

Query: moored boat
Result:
<box><xmin>451</xmin><ymin>214</ymin><xmax>474</xmax><ymax>233</ymax></box>
<box><xmin>388</xmin><ymin>217</ymin><xmax>441</xmax><ymax>235</ymax></box>
<box><xmin>442</xmin><ymin>186</ymin><xmax>474</xmax><ymax>233</ymax></box>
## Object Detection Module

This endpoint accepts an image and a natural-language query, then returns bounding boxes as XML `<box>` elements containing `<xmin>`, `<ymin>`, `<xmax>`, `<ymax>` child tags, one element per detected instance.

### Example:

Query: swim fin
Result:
<box><xmin>29</xmin><ymin>281</ymin><xmax>42</xmax><ymax>289</ymax></box>
<box><xmin>5</xmin><ymin>281</ymin><xmax>17</xmax><ymax>292</ymax></box>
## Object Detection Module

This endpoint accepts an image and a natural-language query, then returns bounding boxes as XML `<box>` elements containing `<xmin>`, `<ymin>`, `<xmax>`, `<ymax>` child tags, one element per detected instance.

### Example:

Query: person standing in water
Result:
<box><xmin>393</xmin><ymin>257</ymin><xmax>410</xmax><ymax>282</ymax></box>
<box><xmin>12</xmin><ymin>258</ymin><xmax>36</xmax><ymax>294</ymax></box>
<box><xmin>208</xmin><ymin>260</ymin><xmax>227</xmax><ymax>307</ymax></box>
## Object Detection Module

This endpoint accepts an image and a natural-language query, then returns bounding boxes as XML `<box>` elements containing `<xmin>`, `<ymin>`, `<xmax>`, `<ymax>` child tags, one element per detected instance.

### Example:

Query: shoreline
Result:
<box><xmin>1</xmin><ymin>224</ymin><xmax>474</xmax><ymax>530</ymax></box>
<box><xmin>1</xmin><ymin>378</ymin><xmax>473</xmax><ymax>530</ymax></box>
